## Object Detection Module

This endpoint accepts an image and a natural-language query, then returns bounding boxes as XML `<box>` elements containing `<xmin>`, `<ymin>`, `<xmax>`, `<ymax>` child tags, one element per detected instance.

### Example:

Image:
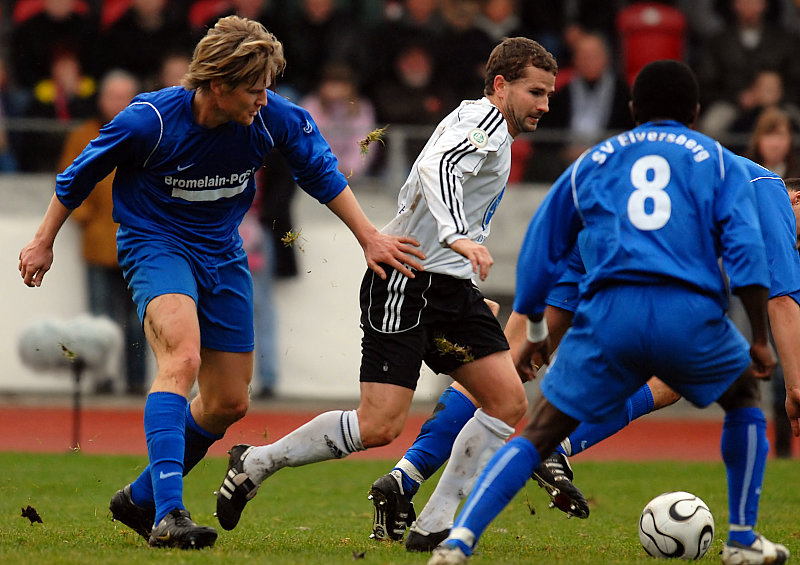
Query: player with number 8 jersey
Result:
<box><xmin>429</xmin><ymin>60</ymin><xmax>784</xmax><ymax>565</ymax></box>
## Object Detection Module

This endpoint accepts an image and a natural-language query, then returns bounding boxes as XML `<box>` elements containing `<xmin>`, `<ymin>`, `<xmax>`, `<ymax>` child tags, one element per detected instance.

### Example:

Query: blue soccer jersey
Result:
<box><xmin>514</xmin><ymin>120</ymin><xmax>770</xmax><ymax>316</ymax></box>
<box><xmin>55</xmin><ymin>87</ymin><xmax>347</xmax><ymax>255</ymax></box>
<box><xmin>739</xmin><ymin>157</ymin><xmax>800</xmax><ymax>304</ymax></box>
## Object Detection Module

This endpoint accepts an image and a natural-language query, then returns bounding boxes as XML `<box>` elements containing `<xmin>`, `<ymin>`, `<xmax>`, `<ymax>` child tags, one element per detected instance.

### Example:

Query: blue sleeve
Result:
<box><xmin>544</xmin><ymin>244</ymin><xmax>585</xmax><ymax>313</ymax></box>
<box><xmin>264</xmin><ymin>94</ymin><xmax>347</xmax><ymax>204</ymax></box>
<box><xmin>755</xmin><ymin>176</ymin><xmax>800</xmax><ymax>298</ymax></box>
<box><xmin>514</xmin><ymin>162</ymin><xmax>584</xmax><ymax>316</ymax></box>
<box><xmin>717</xmin><ymin>153</ymin><xmax>770</xmax><ymax>291</ymax></box>
<box><xmin>55</xmin><ymin>103</ymin><xmax>160</xmax><ymax>209</ymax></box>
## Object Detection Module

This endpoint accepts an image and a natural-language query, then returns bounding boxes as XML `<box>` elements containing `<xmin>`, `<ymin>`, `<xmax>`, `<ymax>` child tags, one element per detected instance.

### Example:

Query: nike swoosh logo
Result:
<box><xmin>159</xmin><ymin>471</ymin><xmax>182</xmax><ymax>479</ymax></box>
<box><xmin>176</xmin><ymin>163</ymin><xmax>194</xmax><ymax>171</ymax></box>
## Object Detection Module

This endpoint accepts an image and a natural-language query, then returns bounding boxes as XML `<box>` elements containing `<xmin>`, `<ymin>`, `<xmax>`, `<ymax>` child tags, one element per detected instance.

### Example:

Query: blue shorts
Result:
<box><xmin>117</xmin><ymin>228</ymin><xmax>254</xmax><ymax>352</ymax></box>
<box><xmin>541</xmin><ymin>284</ymin><xmax>750</xmax><ymax>423</ymax></box>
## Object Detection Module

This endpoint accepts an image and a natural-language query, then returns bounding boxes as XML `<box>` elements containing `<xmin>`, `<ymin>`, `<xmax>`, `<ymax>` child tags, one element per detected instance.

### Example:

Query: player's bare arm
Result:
<box><xmin>449</xmin><ymin>238</ymin><xmax>493</xmax><ymax>281</ymax></box>
<box><xmin>734</xmin><ymin>284</ymin><xmax>776</xmax><ymax>379</ymax></box>
<box><xmin>325</xmin><ymin>186</ymin><xmax>425</xmax><ymax>280</ymax></box>
<box><xmin>19</xmin><ymin>194</ymin><xmax>72</xmax><ymax>287</ymax></box>
<box><xmin>767</xmin><ymin>295</ymin><xmax>800</xmax><ymax>435</ymax></box>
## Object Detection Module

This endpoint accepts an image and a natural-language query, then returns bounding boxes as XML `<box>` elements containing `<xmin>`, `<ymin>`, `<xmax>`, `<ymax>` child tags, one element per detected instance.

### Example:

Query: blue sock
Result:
<box><xmin>450</xmin><ymin>436</ymin><xmax>540</xmax><ymax>551</ymax></box>
<box><xmin>130</xmin><ymin>403</ymin><xmax>223</xmax><ymax>509</ymax></box>
<box><xmin>564</xmin><ymin>383</ymin><xmax>654</xmax><ymax>456</ymax></box>
<box><xmin>144</xmin><ymin>392</ymin><xmax>187</xmax><ymax>525</ymax></box>
<box><xmin>721</xmin><ymin>407</ymin><xmax>767</xmax><ymax>547</ymax></box>
<box><xmin>397</xmin><ymin>386</ymin><xmax>476</xmax><ymax>497</ymax></box>
<box><xmin>183</xmin><ymin>403</ymin><xmax>224</xmax><ymax>471</ymax></box>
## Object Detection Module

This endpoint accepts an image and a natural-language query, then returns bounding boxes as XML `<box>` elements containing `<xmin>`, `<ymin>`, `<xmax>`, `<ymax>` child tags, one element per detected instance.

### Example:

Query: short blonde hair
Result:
<box><xmin>183</xmin><ymin>16</ymin><xmax>286</xmax><ymax>91</ymax></box>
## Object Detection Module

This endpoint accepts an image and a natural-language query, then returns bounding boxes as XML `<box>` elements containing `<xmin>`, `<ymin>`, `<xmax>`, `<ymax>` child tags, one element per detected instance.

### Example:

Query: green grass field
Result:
<box><xmin>1</xmin><ymin>452</ymin><xmax>797</xmax><ymax>564</ymax></box>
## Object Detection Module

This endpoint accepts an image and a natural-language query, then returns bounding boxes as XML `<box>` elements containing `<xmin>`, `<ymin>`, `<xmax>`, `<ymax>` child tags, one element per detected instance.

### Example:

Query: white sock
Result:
<box><xmin>243</xmin><ymin>409</ymin><xmax>364</xmax><ymax>484</ymax></box>
<box><xmin>414</xmin><ymin>409</ymin><xmax>513</xmax><ymax>533</ymax></box>
<box><xmin>395</xmin><ymin>457</ymin><xmax>426</xmax><ymax>486</ymax></box>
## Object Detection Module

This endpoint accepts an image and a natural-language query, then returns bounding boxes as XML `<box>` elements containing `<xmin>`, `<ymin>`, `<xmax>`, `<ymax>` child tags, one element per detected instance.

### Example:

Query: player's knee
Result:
<box><xmin>482</xmin><ymin>394</ymin><xmax>527</xmax><ymax>427</ymax></box>
<box><xmin>204</xmin><ymin>396</ymin><xmax>250</xmax><ymax>427</ymax></box>
<box><xmin>159</xmin><ymin>348</ymin><xmax>202</xmax><ymax>384</ymax></box>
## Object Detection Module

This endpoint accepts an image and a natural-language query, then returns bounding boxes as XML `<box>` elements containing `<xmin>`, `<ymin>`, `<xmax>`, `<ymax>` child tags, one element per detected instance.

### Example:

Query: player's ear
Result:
<box><xmin>492</xmin><ymin>74</ymin><xmax>506</xmax><ymax>95</ymax></box>
<box><xmin>209</xmin><ymin>79</ymin><xmax>225</xmax><ymax>96</ymax></box>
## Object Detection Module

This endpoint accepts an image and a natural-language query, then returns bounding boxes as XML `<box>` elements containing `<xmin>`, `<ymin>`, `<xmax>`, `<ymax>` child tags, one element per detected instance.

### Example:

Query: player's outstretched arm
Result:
<box><xmin>19</xmin><ymin>194</ymin><xmax>72</xmax><ymax>288</ymax></box>
<box><xmin>767</xmin><ymin>295</ymin><xmax>800</xmax><ymax>435</ymax></box>
<box><xmin>324</xmin><ymin>186</ymin><xmax>425</xmax><ymax>280</ymax></box>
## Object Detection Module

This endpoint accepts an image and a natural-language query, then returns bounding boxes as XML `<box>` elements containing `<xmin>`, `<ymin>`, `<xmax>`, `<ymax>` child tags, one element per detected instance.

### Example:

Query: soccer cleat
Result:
<box><xmin>427</xmin><ymin>542</ymin><xmax>470</xmax><ymax>565</ymax></box>
<box><xmin>531</xmin><ymin>452</ymin><xmax>590</xmax><ymax>519</ymax></box>
<box><xmin>721</xmin><ymin>533</ymin><xmax>789</xmax><ymax>565</ymax></box>
<box><xmin>109</xmin><ymin>484</ymin><xmax>156</xmax><ymax>541</ymax></box>
<box><xmin>215</xmin><ymin>444</ymin><xmax>259</xmax><ymax>530</ymax></box>
<box><xmin>406</xmin><ymin>522</ymin><xmax>451</xmax><ymax>552</ymax></box>
<box><xmin>368</xmin><ymin>470</ymin><xmax>416</xmax><ymax>541</ymax></box>
<box><xmin>148</xmin><ymin>508</ymin><xmax>217</xmax><ymax>549</ymax></box>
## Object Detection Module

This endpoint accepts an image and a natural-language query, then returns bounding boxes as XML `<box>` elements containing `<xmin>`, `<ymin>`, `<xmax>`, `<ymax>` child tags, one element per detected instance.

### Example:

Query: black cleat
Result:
<box><xmin>109</xmin><ymin>484</ymin><xmax>156</xmax><ymax>540</ymax></box>
<box><xmin>406</xmin><ymin>523</ymin><xmax>451</xmax><ymax>552</ymax></box>
<box><xmin>368</xmin><ymin>471</ymin><xmax>416</xmax><ymax>541</ymax></box>
<box><xmin>148</xmin><ymin>508</ymin><xmax>217</xmax><ymax>549</ymax></box>
<box><xmin>531</xmin><ymin>452</ymin><xmax>590</xmax><ymax>519</ymax></box>
<box><xmin>215</xmin><ymin>444</ymin><xmax>259</xmax><ymax>530</ymax></box>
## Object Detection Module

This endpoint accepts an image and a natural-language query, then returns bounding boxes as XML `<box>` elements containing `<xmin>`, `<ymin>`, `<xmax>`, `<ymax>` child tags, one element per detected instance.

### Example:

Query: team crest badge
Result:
<box><xmin>468</xmin><ymin>128</ymin><xmax>488</xmax><ymax>148</ymax></box>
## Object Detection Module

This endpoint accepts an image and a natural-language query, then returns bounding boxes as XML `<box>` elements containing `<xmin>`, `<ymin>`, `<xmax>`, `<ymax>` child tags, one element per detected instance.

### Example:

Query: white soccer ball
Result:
<box><xmin>638</xmin><ymin>491</ymin><xmax>714</xmax><ymax>560</ymax></box>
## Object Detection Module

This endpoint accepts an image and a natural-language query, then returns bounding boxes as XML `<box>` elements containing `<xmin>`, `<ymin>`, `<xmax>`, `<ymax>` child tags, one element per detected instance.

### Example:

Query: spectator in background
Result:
<box><xmin>745</xmin><ymin>106</ymin><xmax>800</xmax><ymax>178</ymax></box>
<box><xmin>10</xmin><ymin>0</ymin><xmax>99</xmax><ymax>90</ymax></box>
<box><xmin>59</xmin><ymin>69</ymin><xmax>148</xmax><ymax>395</ymax></box>
<box><xmin>0</xmin><ymin>54</ymin><xmax>23</xmax><ymax>172</ymax></box>
<box><xmin>696</xmin><ymin>0</ymin><xmax>800</xmax><ymax>138</ymax></box>
<box><xmin>729</xmin><ymin>70</ymin><xmax>800</xmax><ymax>136</ymax></box>
<box><xmin>300</xmin><ymin>64</ymin><xmax>377</xmax><ymax>181</ymax></box>
<box><xmin>101</xmin><ymin>0</ymin><xmax>194</xmax><ymax>89</ymax></box>
<box><xmin>156</xmin><ymin>51</ymin><xmax>192</xmax><ymax>89</ymax></box>
<box><xmin>280</xmin><ymin>0</ymin><xmax>362</xmax><ymax>96</ymax></box>
<box><xmin>21</xmin><ymin>49</ymin><xmax>97</xmax><ymax>171</ymax></box>
<box><xmin>436</xmin><ymin>0</ymin><xmax>494</xmax><ymax>101</ymax></box>
<box><xmin>535</xmin><ymin>32</ymin><xmax>633</xmax><ymax>180</ymax></box>
<box><xmin>366</xmin><ymin>0</ymin><xmax>443</xmax><ymax>88</ymax></box>
<box><xmin>372</xmin><ymin>42</ymin><xmax>457</xmax><ymax>168</ymax></box>
<box><xmin>745</xmin><ymin>105</ymin><xmax>800</xmax><ymax>457</ymax></box>
<box><xmin>473</xmin><ymin>0</ymin><xmax>530</xmax><ymax>43</ymax></box>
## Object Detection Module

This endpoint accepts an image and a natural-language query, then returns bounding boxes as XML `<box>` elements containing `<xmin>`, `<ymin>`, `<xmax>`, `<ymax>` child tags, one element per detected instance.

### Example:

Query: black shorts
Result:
<box><xmin>359</xmin><ymin>266</ymin><xmax>509</xmax><ymax>390</ymax></box>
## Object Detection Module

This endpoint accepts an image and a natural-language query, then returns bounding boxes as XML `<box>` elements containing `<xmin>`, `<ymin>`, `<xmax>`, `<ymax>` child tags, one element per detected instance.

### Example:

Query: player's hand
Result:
<box><xmin>786</xmin><ymin>385</ymin><xmax>800</xmax><ymax>437</ymax></box>
<box><xmin>749</xmin><ymin>340</ymin><xmax>776</xmax><ymax>379</ymax></box>
<box><xmin>449</xmin><ymin>239</ymin><xmax>493</xmax><ymax>281</ymax></box>
<box><xmin>515</xmin><ymin>338</ymin><xmax>550</xmax><ymax>383</ymax></box>
<box><xmin>19</xmin><ymin>238</ymin><xmax>54</xmax><ymax>287</ymax></box>
<box><xmin>363</xmin><ymin>233</ymin><xmax>425</xmax><ymax>280</ymax></box>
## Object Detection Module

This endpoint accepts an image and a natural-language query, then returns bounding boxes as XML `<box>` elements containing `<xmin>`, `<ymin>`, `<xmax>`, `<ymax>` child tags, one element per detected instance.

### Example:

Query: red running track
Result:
<box><xmin>5</xmin><ymin>404</ymin><xmax>793</xmax><ymax>461</ymax></box>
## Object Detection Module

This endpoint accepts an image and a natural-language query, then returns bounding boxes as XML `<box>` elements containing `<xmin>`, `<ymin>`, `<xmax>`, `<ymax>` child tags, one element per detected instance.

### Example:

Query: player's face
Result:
<box><xmin>217</xmin><ymin>78</ymin><xmax>269</xmax><ymax>126</ymax></box>
<box><xmin>498</xmin><ymin>65</ymin><xmax>555</xmax><ymax>137</ymax></box>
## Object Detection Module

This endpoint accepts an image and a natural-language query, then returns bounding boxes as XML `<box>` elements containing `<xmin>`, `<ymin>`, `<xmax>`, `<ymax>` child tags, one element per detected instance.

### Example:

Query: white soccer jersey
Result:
<box><xmin>382</xmin><ymin>97</ymin><xmax>511</xmax><ymax>280</ymax></box>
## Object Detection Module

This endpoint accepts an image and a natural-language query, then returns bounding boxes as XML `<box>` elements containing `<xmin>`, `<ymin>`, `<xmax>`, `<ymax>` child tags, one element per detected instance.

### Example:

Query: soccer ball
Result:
<box><xmin>638</xmin><ymin>491</ymin><xmax>714</xmax><ymax>560</ymax></box>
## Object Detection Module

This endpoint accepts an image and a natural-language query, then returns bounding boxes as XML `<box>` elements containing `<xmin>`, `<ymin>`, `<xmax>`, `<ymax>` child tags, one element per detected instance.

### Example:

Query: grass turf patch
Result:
<box><xmin>1</xmin><ymin>452</ymin><xmax>797</xmax><ymax>564</ymax></box>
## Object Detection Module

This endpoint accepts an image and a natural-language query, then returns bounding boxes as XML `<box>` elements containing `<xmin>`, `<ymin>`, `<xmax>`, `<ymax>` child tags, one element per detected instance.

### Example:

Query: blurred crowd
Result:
<box><xmin>1</xmin><ymin>0</ymin><xmax>800</xmax><ymax>180</ymax></box>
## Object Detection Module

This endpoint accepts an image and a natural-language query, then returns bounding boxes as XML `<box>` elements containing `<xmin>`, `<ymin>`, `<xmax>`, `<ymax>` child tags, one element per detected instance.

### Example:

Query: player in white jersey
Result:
<box><xmin>214</xmin><ymin>37</ymin><xmax>558</xmax><ymax>535</ymax></box>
